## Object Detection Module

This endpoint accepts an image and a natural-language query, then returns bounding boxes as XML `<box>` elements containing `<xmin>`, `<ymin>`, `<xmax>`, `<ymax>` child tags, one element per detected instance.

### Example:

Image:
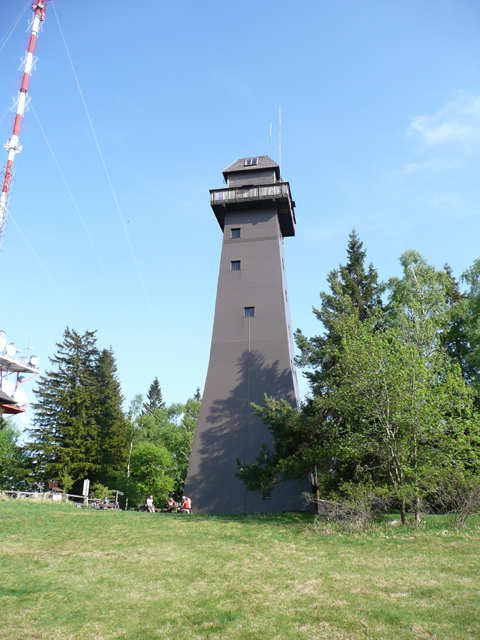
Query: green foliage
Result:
<box><xmin>142</xmin><ymin>377</ymin><xmax>165</xmax><ymax>413</ymax></box>
<box><xmin>134</xmin><ymin>395</ymin><xmax>200</xmax><ymax>497</ymax></box>
<box><xmin>0</xmin><ymin>423</ymin><xmax>26</xmax><ymax>489</ymax></box>
<box><xmin>238</xmin><ymin>397</ymin><xmax>334</xmax><ymax>502</ymax></box>
<box><xmin>94</xmin><ymin>348</ymin><xmax>130</xmax><ymax>484</ymax></box>
<box><xmin>442</xmin><ymin>258</ymin><xmax>480</xmax><ymax>397</ymax></box>
<box><xmin>427</xmin><ymin>470</ymin><xmax>480</xmax><ymax>527</ymax></box>
<box><xmin>295</xmin><ymin>230</ymin><xmax>384</xmax><ymax>394</ymax></box>
<box><xmin>325</xmin><ymin>314</ymin><xmax>480</xmax><ymax>521</ymax></box>
<box><xmin>239</xmin><ymin>232</ymin><xmax>385</xmax><ymax>505</ymax></box>
<box><xmin>127</xmin><ymin>441</ymin><xmax>174</xmax><ymax>505</ymax></box>
<box><xmin>91</xmin><ymin>482</ymin><xmax>113</xmax><ymax>500</ymax></box>
<box><xmin>29</xmin><ymin>328</ymin><xmax>100</xmax><ymax>488</ymax></box>
<box><xmin>237</xmin><ymin>444</ymin><xmax>277</xmax><ymax>498</ymax></box>
<box><xmin>58</xmin><ymin>470</ymin><xmax>74</xmax><ymax>494</ymax></box>
<box><xmin>240</xmin><ymin>233</ymin><xmax>480</xmax><ymax>525</ymax></box>
<box><xmin>27</xmin><ymin>328</ymin><xmax>129</xmax><ymax>493</ymax></box>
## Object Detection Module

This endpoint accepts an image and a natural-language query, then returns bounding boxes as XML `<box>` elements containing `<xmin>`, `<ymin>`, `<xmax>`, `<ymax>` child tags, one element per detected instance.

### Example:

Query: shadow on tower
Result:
<box><xmin>186</xmin><ymin>350</ymin><xmax>305</xmax><ymax>514</ymax></box>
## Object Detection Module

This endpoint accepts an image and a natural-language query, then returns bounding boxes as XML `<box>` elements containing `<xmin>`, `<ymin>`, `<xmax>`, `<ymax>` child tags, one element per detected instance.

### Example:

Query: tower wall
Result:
<box><xmin>185</xmin><ymin>170</ymin><xmax>305</xmax><ymax>513</ymax></box>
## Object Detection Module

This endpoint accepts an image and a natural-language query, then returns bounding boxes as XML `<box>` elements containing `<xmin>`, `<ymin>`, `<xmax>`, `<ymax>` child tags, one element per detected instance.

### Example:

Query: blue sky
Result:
<box><xmin>1</xmin><ymin>0</ymin><xmax>480</xmax><ymax>427</ymax></box>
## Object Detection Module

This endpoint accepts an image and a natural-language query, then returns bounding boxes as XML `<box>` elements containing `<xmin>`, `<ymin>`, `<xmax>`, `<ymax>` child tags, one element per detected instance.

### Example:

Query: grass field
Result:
<box><xmin>0</xmin><ymin>500</ymin><xmax>479</xmax><ymax>639</ymax></box>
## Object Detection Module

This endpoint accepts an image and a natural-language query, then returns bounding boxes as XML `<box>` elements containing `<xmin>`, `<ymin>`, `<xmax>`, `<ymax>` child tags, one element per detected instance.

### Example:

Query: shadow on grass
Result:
<box><xmin>182</xmin><ymin>510</ymin><xmax>315</xmax><ymax>527</ymax></box>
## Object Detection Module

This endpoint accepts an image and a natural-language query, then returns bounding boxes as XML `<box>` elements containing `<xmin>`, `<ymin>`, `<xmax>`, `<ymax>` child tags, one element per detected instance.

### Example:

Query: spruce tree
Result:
<box><xmin>238</xmin><ymin>232</ymin><xmax>385</xmax><ymax>501</ymax></box>
<box><xmin>94</xmin><ymin>348</ymin><xmax>130</xmax><ymax>484</ymax></box>
<box><xmin>296</xmin><ymin>230</ymin><xmax>384</xmax><ymax>393</ymax></box>
<box><xmin>142</xmin><ymin>377</ymin><xmax>165</xmax><ymax>413</ymax></box>
<box><xmin>29</xmin><ymin>328</ymin><xmax>100</xmax><ymax>490</ymax></box>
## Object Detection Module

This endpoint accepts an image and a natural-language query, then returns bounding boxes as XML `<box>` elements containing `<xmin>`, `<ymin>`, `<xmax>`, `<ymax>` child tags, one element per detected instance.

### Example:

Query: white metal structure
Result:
<box><xmin>0</xmin><ymin>329</ymin><xmax>40</xmax><ymax>415</ymax></box>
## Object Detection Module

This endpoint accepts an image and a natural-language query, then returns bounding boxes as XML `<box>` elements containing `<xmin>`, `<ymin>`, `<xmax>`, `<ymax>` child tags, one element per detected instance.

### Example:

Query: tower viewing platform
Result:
<box><xmin>210</xmin><ymin>181</ymin><xmax>296</xmax><ymax>237</ymax></box>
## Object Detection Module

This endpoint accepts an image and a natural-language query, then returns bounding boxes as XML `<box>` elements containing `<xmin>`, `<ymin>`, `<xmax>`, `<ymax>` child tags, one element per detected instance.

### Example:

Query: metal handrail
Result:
<box><xmin>210</xmin><ymin>181</ymin><xmax>293</xmax><ymax>205</ymax></box>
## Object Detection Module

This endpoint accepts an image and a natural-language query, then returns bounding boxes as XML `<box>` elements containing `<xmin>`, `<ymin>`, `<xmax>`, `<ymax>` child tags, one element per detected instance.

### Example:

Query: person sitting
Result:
<box><xmin>146</xmin><ymin>495</ymin><xmax>155</xmax><ymax>513</ymax></box>
<box><xmin>167</xmin><ymin>497</ymin><xmax>176</xmax><ymax>512</ymax></box>
<box><xmin>181</xmin><ymin>496</ymin><xmax>192</xmax><ymax>514</ymax></box>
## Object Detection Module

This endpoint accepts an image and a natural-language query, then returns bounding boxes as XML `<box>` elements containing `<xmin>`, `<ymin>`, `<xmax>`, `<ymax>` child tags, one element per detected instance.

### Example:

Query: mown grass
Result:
<box><xmin>0</xmin><ymin>500</ymin><xmax>479</xmax><ymax>639</ymax></box>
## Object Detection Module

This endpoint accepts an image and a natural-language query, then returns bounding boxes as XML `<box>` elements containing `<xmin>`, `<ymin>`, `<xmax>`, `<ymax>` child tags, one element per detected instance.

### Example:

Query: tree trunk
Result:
<box><xmin>415</xmin><ymin>496</ymin><xmax>421</xmax><ymax>525</ymax></box>
<box><xmin>400</xmin><ymin>498</ymin><xmax>407</xmax><ymax>525</ymax></box>
<box><xmin>311</xmin><ymin>466</ymin><xmax>320</xmax><ymax>520</ymax></box>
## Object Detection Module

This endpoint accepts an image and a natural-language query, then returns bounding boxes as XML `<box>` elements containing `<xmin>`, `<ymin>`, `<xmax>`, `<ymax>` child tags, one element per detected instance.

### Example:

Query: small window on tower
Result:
<box><xmin>231</xmin><ymin>260</ymin><xmax>241</xmax><ymax>271</ymax></box>
<box><xmin>231</xmin><ymin>228</ymin><xmax>241</xmax><ymax>239</ymax></box>
<box><xmin>244</xmin><ymin>157</ymin><xmax>258</xmax><ymax>167</ymax></box>
<box><xmin>244</xmin><ymin>306</ymin><xmax>255</xmax><ymax>317</ymax></box>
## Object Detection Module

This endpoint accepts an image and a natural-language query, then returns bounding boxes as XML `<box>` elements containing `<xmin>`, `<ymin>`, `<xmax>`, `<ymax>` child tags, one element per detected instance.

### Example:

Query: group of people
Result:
<box><xmin>167</xmin><ymin>496</ymin><xmax>192</xmax><ymax>514</ymax></box>
<box><xmin>145</xmin><ymin>494</ymin><xmax>192</xmax><ymax>514</ymax></box>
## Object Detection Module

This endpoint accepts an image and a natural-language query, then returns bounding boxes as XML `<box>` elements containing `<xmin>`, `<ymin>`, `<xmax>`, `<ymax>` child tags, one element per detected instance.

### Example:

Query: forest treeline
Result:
<box><xmin>0</xmin><ymin>328</ymin><xmax>200</xmax><ymax>507</ymax></box>
<box><xmin>2</xmin><ymin>231</ymin><xmax>480</xmax><ymax>520</ymax></box>
<box><xmin>237</xmin><ymin>231</ymin><xmax>480</xmax><ymax>523</ymax></box>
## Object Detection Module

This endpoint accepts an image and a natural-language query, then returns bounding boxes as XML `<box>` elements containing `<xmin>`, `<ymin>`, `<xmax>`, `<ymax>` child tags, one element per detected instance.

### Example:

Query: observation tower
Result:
<box><xmin>185</xmin><ymin>156</ymin><xmax>304</xmax><ymax>514</ymax></box>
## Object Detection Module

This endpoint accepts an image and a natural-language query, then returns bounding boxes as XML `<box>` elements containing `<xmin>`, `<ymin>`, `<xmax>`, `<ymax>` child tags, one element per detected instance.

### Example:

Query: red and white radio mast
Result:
<box><xmin>0</xmin><ymin>1</ymin><xmax>48</xmax><ymax>240</ymax></box>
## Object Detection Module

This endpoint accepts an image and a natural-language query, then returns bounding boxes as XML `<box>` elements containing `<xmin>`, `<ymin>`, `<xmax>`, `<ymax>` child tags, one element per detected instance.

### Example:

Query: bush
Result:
<box><xmin>430</xmin><ymin>472</ymin><xmax>480</xmax><ymax>527</ymax></box>
<box><xmin>91</xmin><ymin>483</ymin><xmax>114</xmax><ymax>501</ymax></box>
<box><xmin>307</xmin><ymin>483</ymin><xmax>389</xmax><ymax>531</ymax></box>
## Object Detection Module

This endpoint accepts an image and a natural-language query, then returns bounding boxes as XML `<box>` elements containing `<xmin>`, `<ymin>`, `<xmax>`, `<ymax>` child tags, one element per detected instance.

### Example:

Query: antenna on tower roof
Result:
<box><xmin>278</xmin><ymin>106</ymin><xmax>282</xmax><ymax>172</ymax></box>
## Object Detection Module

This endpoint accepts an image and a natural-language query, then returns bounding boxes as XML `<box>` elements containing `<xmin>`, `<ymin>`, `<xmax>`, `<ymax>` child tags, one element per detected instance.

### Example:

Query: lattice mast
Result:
<box><xmin>0</xmin><ymin>1</ymin><xmax>48</xmax><ymax>238</ymax></box>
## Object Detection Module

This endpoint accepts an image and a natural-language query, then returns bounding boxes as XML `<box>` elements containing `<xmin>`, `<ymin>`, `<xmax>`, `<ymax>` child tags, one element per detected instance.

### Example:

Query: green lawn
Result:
<box><xmin>0</xmin><ymin>500</ymin><xmax>479</xmax><ymax>639</ymax></box>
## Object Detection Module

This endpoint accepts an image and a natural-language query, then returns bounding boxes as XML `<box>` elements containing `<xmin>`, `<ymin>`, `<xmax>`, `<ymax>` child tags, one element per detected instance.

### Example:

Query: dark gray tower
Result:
<box><xmin>185</xmin><ymin>156</ymin><xmax>303</xmax><ymax>514</ymax></box>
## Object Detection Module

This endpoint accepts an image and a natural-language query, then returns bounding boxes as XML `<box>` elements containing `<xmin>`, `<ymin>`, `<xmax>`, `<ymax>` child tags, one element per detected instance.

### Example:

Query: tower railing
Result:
<box><xmin>210</xmin><ymin>181</ymin><xmax>293</xmax><ymax>208</ymax></box>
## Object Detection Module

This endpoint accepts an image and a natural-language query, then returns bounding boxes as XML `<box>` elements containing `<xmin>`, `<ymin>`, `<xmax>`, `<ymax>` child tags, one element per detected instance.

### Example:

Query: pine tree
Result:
<box><xmin>296</xmin><ymin>230</ymin><xmax>384</xmax><ymax>393</ymax></box>
<box><xmin>28</xmin><ymin>328</ymin><xmax>100</xmax><ymax>490</ymax></box>
<box><xmin>94</xmin><ymin>348</ymin><xmax>130</xmax><ymax>484</ymax></box>
<box><xmin>142</xmin><ymin>377</ymin><xmax>165</xmax><ymax>413</ymax></box>
<box><xmin>238</xmin><ymin>232</ymin><xmax>385</xmax><ymax>502</ymax></box>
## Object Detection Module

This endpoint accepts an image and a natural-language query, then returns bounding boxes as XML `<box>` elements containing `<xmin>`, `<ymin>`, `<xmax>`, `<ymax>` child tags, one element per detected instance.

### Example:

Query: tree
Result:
<box><xmin>238</xmin><ymin>233</ymin><xmax>385</xmax><ymax>508</ymax></box>
<box><xmin>94</xmin><ymin>348</ymin><xmax>130</xmax><ymax>484</ymax></box>
<box><xmin>240</xmin><ymin>233</ymin><xmax>384</xmax><ymax>501</ymax></box>
<box><xmin>29</xmin><ymin>328</ymin><xmax>100</xmax><ymax>490</ymax></box>
<box><xmin>295</xmin><ymin>230</ymin><xmax>384</xmax><ymax>394</ymax></box>
<box><xmin>28</xmin><ymin>329</ymin><xmax>131</xmax><ymax>494</ymax></box>
<box><xmin>237</xmin><ymin>397</ymin><xmax>335</xmax><ymax>514</ymax></box>
<box><xmin>124</xmin><ymin>394</ymin><xmax>143</xmax><ymax>510</ymax></box>
<box><xmin>143</xmin><ymin>378</ymin><xmax>165</xmax><ymax>414</ymax></box>
<box><xmin>317</xmin><ymin>252</ymin><xmax>480</xmax><ymax>523</ymax></box>
<box><xmin>135</xmin><ymin>394</ymin><xmax>200</xmax><ymax>497</ymax></box>
<box><xmin>238</xmin><ymin>231</ymin><xmax>384</xmax><ymax>505</ymax></box>
<box><xmin>239</xmin><ymin>243</ymin><xmax>480</xmax><ymax>524</ymax></box>
<box><xmin>441</xmin><ymin>258</ymin><xmax>480</xmax><ymax>400</ymax></box>
<box><xmin>127</xmin><ymin>441</ymin><xmax>174</xmax><ymax>506</ymax></box>
<box><xmin>325</xmin><ymin>312</ymin><xmax>480</xmax><ymax>523</ymax></box>
<box><xmin>0</xmin><ymin>423</ymin><xmax>29</xmax><ymax>489</ymax></box>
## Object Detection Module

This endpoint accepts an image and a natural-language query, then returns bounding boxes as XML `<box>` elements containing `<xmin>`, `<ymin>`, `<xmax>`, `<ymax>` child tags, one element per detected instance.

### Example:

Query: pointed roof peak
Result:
<box><xmin>222</xmin><ymin>155</ymin><xmax>280</xmax><ymax>179</ymax></box>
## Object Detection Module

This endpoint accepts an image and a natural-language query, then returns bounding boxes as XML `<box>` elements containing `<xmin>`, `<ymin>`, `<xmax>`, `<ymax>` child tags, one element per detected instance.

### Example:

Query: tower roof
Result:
<box><xmin>222</xmin><ymin>155</ymin><xmax>280</xmax><ymax>181</ymax></box>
